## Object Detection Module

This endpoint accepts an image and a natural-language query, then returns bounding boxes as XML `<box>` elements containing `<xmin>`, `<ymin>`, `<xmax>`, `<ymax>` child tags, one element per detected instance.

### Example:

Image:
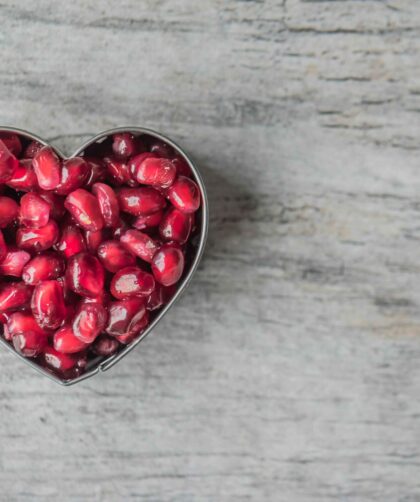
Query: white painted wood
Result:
<box><xmin>1</xmin><ymin>1</ymin><xmax>420</xmax><ymax>500</ymax></box>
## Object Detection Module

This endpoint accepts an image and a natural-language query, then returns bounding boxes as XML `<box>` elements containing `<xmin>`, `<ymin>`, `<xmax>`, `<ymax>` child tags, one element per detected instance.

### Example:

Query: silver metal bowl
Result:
<box><xmin>0</xmin><ymin>126</ymin><xmax>209</xmax><ymax>385</ymax></box>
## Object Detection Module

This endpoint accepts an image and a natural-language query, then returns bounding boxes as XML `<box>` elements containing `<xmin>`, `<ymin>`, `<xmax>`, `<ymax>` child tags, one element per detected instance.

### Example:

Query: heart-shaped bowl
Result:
<box><xmin>0</xmin><ymin>126</ymin><xmax>209</xmax><ymax>385</ymax></box>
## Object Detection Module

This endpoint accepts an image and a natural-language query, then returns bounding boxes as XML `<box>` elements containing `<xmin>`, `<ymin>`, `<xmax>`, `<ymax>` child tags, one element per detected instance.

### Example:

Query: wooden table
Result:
<box><xmin>1</xmin><ymin>1</ymin><xmax>420</xmax><ymax>500</ymax></box>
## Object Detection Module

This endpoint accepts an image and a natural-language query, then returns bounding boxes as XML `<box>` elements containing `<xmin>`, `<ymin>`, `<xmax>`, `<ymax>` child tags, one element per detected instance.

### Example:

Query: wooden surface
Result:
<box><xmin>1</xmin><ymin>1</ymin><xmax>420</xmax><ymax>500</ymax></box>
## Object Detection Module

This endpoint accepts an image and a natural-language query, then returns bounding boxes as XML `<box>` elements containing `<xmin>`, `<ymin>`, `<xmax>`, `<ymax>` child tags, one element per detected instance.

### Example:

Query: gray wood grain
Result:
<box><xmin>1</xmin><ymin>0</ymin><xmax>420</xmax><ymax>500</ymax></box>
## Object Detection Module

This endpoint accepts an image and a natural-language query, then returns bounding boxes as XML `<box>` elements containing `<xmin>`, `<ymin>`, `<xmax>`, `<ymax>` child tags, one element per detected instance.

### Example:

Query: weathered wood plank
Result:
<box><xmin>1</xmin><ymin>1</ymin><xmax>420</xmax><ymax>500</ymax></box>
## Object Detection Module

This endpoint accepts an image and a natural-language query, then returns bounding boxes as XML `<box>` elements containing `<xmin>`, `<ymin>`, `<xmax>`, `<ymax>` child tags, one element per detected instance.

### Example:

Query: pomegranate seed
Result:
<box><xmin>66</xmin><ymin>252</ymin><xmax>105</xmax><ymax>297</ymax></box>
<box><xmin>146</xmin><ymin>283</ymin><xmax>165</xmax><ymax>311</ymax></box>
<box><xmin>20</xmin><ymin>192</ymin><xmax>51</xmax><ymax>228</ymax></box>
<box><xmin>97</xmin><ymin>240</ymin><xmax>136</xmax><ymax>272</ymax></box>
<box><xmin>104</xmin><ymin>157</ymin><xmax>133</xmax><ymax>186</ymax></box>
<box><xmin>6</xmin><ymin>159</ymin><xmax>39</xmax><ymax>192</ymax></box>
<box><xmin>41</xmin><ymin>346</ymin><xmax>78</xmax><ymax>373</ymax></box>
<box><xmin>110</xmin><ymin>266</ymin><xmax>155</xmax><ymax>299</ymax></box>
<box><xmin>83</xmin><ymin>228</ymin><xmax>103</xmax><ymax>253</ymax></box>
<box><xmin>0</xmin><ymin>248</ymin><xmax>31</xmax><ymax>277</ymax></box>
<box><xmin>113</xmin><ymin>217</ymin><xmax>130</xmax><ymax>239</ymax></box>
<box><xmin>0</xmin><ymin>283</ymin><xmax>33</xmax><ymax>312</ymax></box>
<box><xmin>172</xmin><ymin>155</ymin><xmax>193</xmax><ymax>177</ymax></box>
<box><xmin>38</xmin><ymin>191</ymin><xmax>66</xmax><ymax>220</ymax></box>
<box><xmin>0</xmin><ymin>230</ymin><xmax>7</xmax><ymax>262</ymax></box>
<box><xmin>92</xmin><ymin>335</ymin><xmax>120</xmax><ymax>356</ymax></box>
<box><xmin>3</xmin><ymin>323</ymin><xmax>12</xmax><ymax>341</ymax></box>
<box><xmin>0</xmin><ymin>133</ymin><xmax>22</xmax><ymax>156</ymax></box>
<box><xmin>64</xmin><ymin>188</ymin><xmax>104</xmax><ymax>231</ymax></box>
<box><xmin>32</xmin><ymin>146</ymin><xmax>61</xmax><ymax>190</ymax></box>
<box><xmin>0</xmin><ymin>196</ymin><xmax>19</xmax><ymax>228</ymax></box>
<box><xmin>118</xmin><ymin>187</ymin><xmax>165</xmax><ymax>216</ymax></box>
<box><xmin>117</xmin><ymin>311</ymin><xmax>149</xmax><ymax>344</ymax></box>
<box><xmin>22</xmin><ymin>252</ymin><xmax>64</xmax><ymax>285</ymax></box>
<box><xmin>72</xmin><ymin>303</ymin><xmax>107</xmax><ymax>343</ymax></box>
<box><xmin>7</xmin><ymin>311</ymin><xmax>47</xmax><ymax>337</ymax></box>
<box><xmin>53</xmin><ymin>325</ymin><xmax>89</xmax><ymax>354</ymax></box>
<box><xmin>55</xmin><ymin>223</ymin><xmax>86</xmax><ymax>258</ymax></box>
<box><xmin>16</xmin><ymin>220</ymin><xmax>59</xmax><ymax>251</ymax></box>
<box><xmin>167</xmin><ymin>176</ymin><xmax>200</xmax><ymax>213</ymax></box>
<box><xmin>112</xmin><ymin>133</ymin><xmax>136</xmax><ymax>159</ymax></box>
<box><xmin>0</xmin><ymin>140</ymin><xmax>18</xmax><ymax>183</ymax></box>
<box><xmin>105</xmin><ymin>297</ymin><xmax>146</xmax><ymax>337</ymax></box>
<box><xmin>24</xmin><ymin>140</ymin><xmax>44</xmax><ymax>158</ymax></box>
<box><xmin>132</xmin><ymin>210</ymin><xmax>164</xmax><ymax>230</ymax></box>
<box><xmin>159</xmin><ymin>207</ymin><xmax>192</xmax><ymax>244</ymax></box>
<box><xmin>133</xmin><ymin>157</ymin><xmax>176</xmax><ymax>188</ymax></box>
<box><xmin>13</xmin><ymin>331</ymin><xmax>47</xmax><ymax>358</ymax></box>
<box><xmin>128</xmin><ymin>152</ymin><xmax>157</xmax><ymax>179</ymax></box>
<box><xmin>150</xmin><ymin>140</ymin><xmax>174</xmax><ymax>158</ymax></box>
<box><xmin>55</xmin><ymin>157</ymin><xmax>89</xmax><ymax>195</ymax></box>
<box><xmin>31</xmin><ymin>280</ymin><xmax>66</xmax><ymax>330</ymax></box>
<box><xmin>151</xmin><ymin>244</ymin><xmax>185</xmax><ymax>286</ymax></box>
<box><xmin>91</xmin><ymin>182</ymin><xmax>120</xmax><ymax>228</ymax></box>
<box><xmin>84</xmin><ymin>157</ymin><xmax>106</xmax><ymax>187</ymax></box>
<box><xmin>120</xmin><ymin>229</ymin><xmax>159</xmax><ymax>263</ymax></box>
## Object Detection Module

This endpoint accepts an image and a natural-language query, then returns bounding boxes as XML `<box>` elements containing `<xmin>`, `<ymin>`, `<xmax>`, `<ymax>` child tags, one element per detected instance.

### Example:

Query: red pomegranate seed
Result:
<box><xmin>0</xmin><ymin>248</ymin><xmax>31</xmax><ymax>277</ymax></box>
<box><xmin>84</xmin><ymin>228</ymin><xmax>106</xmax><ymax>254</ymax></box>
<box><xmin>13</xmin><ymin>331</ymin><xmax>47</xmax><ymax>358</ymax></box>
<box><xmin>132</xmin><ymin>210</ymin><xmax>164</xmax><ymax>230</ymax></box>
<box><xmin>150</xmin><ymin>140</ymin><xmax>174</xmax><ymax>158</ymax></box>
<box><xmin>92</xmin><ymin>335</ymin><xmax>120</xmax><ymax>356</ymax></box>
<box><xmin>159</xmin><ymin>207</ymin><xmax>192</xmax><ymax>244</ymax></box>
<box><xmin>64</xmin><ymin>188</ymin><xmax>104</xmax><ymax>231</ymax></box>
<box><xmin>0</xmin><ymin>133</ymin><xmax>22</xmax><ymax>156</ymax></box>
<box><xmin>118</xmin><ymin>187</ymin><xmax>165</xmax><ymax>216</ymax></box>
<box><xmin>116</xmin><ymin>311</ymin><xmax>149</xmax><ymax>344</ymax></box>
<box><xmin>97</xmin><ymin>240</ymin><xmax>136</xmax><ymax>272</ymax></box>
<box><xmin>110</xmin><ymin>266</ymin><xmax>155</xmax><ymax>299</ymax></box>
<box><xmin>55</xmin><ymin>224</ymin><xmax>86</xmax><ymax>258</ymax></box>
<box><xmin>31</xmin><ymin>280</ymin><xmax>66</xmax><ymax>330</ymax></box>
<box><xmin>38</xmin><ymin>191</ymin><xmax>66</xmax><ymax>220</ymax></box>
<box><xmin>53</xmin><ymin>325</ymin><xmax>89</xmax><ymax>354</ymax></box>
<box><xmin>24</xmin><ymin>140</ymin><xmax>44</xmax><ymax>158</ymax></box>
<box><xmin>104</xmin><ymin>157</ymin><xmax>133</xmax><ymax>186</ymax></box>
<box><xmin>128</xmin><ymin>152</ymin><xmax>157</xmax><ymax>180</ymax></box>
<box><xmin>168</xmin><ymin>176</ymin><xmax>200</xmax><ymax>213</ymax></box>
<box><xmin>112</xmin><ymin>133</ymin><xmax>136</xmax><ymax>159</ymax></box>
<box><xmin>133</xmin><ymin>157</ymin><xmax>176</xmax><ymax>188</ymax></box>
<box><xmin>32</xmin><ymin>146</ymin><xmax>61</xmax><ymax>190</ymax></box>
<box><xmin>0</xmin><ymin>283</ymin><xmax>32</xmax><ymax>312</ymax></box>
<box><xmin>105</xmin><ymin>297</ymin><xmax>146</xmax><ymax>337</ymax></box>
<box><xmin>22</xmin><ymin>252</ymin><xmax>64</xmax><ymax>285</ymax></box>
<box><xmin>72</xmin><ymin>303</ymin><xmax>107</xmax><ymax>343</ymax></box>
<box><xmin>16</xmin><ymin>220</ymin><xmax>59</xmax><ymax>252</ymax></box>
<box><xmin>84</xmin><ymin>157</ymin><xmax>106</xmax><ymax>187</ymax></box>
<box><xmin>66</xmin><ymin>252</ymin><xmax>105</xmax><ymax>297</ymax></box>
<box><xmin>120</xmin><ymin>229</ymin><xmax>159</xmax><ymax>263</ymax></box>
<box><xmin>7</xmin><ymin>311</ymin><xmax>47</xmax><ymax>337</ymax></box>
<box><xmin>172</xmin><ymin>155</ymin><xmax>193</xmax><ymax>177</ymax></box>
<box><xmin>112</xmin><ymin>217</ymin><xmax>130</xmax><ymax>239</ymax></box>
<box><xmin>92</xmin><ymin>182</ymin><xmax>120</xmax><ymax>227</ymax></box>
<box><xmin>20</xmin><ymin>192</ymin><xmax>51</xmax><ymax>228</ymax></box>
<box><xmin>6</xmin><ymin>159</ymin><xmax>39</xmax><ymax>192</ymax></box>
<box><xmin>0</xmin><ymin>230</ymin><xmax>6</xmax><ymax>262</ymax></box>
<box><xmin>0</xmin><ymin>140</ymin><xmax>19</xmax><ymax>183</ymax></box>
<box><xmin>55</xmin><ymin>157</ymin><xmax>89</xmax><ymax>195</ymax></box>
<box><xmin>41</xmin><ymin>346</ymin><xmax>78</xmax><ymax>373</ymax></box>
<box><xmin>0</xmin><ymin>196</ymin><xmax>19</xmax><ymax>228</ymax></box>
<box><xmin>151</xmin><ymin>244</ymin><xmax>185</xmax><ymax>286</ymax></box>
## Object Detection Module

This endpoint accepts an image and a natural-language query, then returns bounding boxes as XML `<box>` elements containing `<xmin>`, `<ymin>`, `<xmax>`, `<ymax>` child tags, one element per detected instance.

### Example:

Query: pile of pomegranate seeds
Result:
<box><xmin>0</xmin><ymin>131</ymin><xmax>201</xmax><ymax>380</ymax></box>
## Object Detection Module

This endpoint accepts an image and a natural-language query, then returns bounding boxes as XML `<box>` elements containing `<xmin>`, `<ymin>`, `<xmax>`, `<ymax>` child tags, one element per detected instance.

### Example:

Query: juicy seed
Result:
<box><xmin>32</xmin><ymin>146</ymin><xmax>62</xmax><ymax>190</ymax></box>
<box><xmin>64</xmin><ymin>188</ymin><xmax>104</xmax><ymax>231</ymax></box>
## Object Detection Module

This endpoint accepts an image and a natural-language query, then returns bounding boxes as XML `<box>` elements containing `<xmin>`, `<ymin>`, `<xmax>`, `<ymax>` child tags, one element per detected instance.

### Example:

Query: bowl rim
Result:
<box><xmin>0</xmin><ymin>126</ymin><xmax>209</xmax><ymax>386</ymax></box>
